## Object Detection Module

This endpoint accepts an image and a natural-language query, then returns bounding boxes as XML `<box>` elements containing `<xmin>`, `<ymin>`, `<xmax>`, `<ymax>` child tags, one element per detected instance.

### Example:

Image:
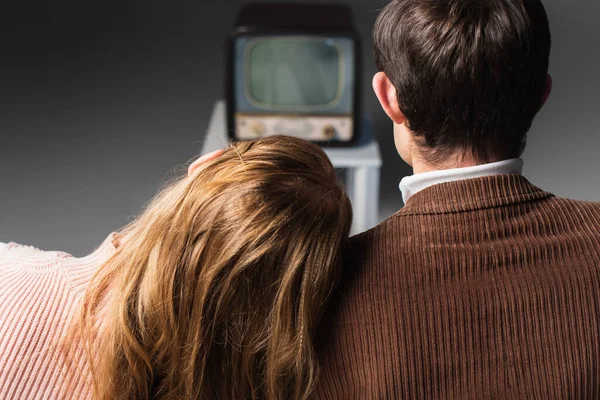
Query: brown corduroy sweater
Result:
<box><xmin>313</xmin><ymin>175</ymin><xmax>600</xmax><ymax>399</ymax></box>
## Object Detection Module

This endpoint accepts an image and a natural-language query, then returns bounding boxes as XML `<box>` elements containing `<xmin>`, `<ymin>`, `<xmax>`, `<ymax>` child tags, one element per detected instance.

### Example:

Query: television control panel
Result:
<box><xmin>235</xmin><ymin>114</ymin><xmax>353</xmax><ymax>142</ymax></box>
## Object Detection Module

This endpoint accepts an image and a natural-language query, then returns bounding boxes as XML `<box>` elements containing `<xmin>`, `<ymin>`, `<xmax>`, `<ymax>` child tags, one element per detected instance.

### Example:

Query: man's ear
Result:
<box><xmin>372</xmin><ymin>72</ymin><xmax>405</xmax><ymax>124</ymax></box>
<box><xmin>541</xmin><ymin>73</ymin><xmax>553</xmax><ymax>107</ymax></box>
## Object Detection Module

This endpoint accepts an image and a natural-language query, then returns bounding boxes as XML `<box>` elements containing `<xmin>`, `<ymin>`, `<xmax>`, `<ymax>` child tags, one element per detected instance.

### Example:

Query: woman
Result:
<box><xmin>0</xmin><ymin>136</ymin><xmax>352</xmax><ymax>400</ymax></box>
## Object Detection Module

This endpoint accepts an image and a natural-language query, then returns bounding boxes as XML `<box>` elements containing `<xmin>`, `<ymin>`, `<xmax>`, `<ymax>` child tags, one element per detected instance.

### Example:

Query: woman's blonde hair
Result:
<box><xmin>65</xmin><ymin>136</ymin><xmax>352</xmax><ymax>399</ymax></box>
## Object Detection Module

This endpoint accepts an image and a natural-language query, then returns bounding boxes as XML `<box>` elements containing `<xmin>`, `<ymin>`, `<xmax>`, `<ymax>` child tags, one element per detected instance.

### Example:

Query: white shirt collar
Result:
<box><xmin>399</xmin><ymin>158</ymin><xmax>524</xmax><ymax>204</ymax></box>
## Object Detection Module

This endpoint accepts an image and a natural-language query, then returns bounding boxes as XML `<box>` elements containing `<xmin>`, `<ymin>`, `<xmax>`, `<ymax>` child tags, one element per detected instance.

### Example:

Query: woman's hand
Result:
<box><xmin>188</xmin><ymin>149</ymin><xmax>225</xmax><ymax>176</ymax></box>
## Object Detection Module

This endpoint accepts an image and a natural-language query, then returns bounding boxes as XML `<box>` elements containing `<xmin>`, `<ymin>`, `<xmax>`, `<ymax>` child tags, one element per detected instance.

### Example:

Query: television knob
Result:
<box><xmin>251</xmin><ymin>122</ymin><xmax>266</xmax><ymax>137</ymax></box>
<box><xmin>323</xmin><ymin>125</ymin><xmax>336</xmax><ymax>139</ymax></box>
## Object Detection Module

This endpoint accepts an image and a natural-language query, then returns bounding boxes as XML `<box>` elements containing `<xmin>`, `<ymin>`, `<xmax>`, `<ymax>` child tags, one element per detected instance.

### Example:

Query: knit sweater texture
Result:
<box><xmin>314</xmin><ymin>174</ymin><xmax>600</xmax><ymax>399</ymax></box>
<box><xmin>0</xmin><ymin>235</ymin><xmax>115</xmax><ymax>400</ymax></box>
<box><xmin>2</xmin><ymin>175</ymin><xmax>599</xmax><ymax>399</ymax></box>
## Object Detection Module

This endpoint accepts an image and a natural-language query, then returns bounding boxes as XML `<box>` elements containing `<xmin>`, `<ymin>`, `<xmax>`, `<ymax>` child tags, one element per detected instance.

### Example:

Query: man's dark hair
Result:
<box><xmin>374</xmin><ymin>0</ymin><xmax>551</xmax><ymax>163</ymax></box>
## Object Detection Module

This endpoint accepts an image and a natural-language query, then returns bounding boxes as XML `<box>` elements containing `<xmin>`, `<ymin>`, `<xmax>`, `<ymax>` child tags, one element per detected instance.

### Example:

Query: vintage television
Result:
<box><xmin>226</xmin><ymin>3</ymin><xmax>360</xmax><ymax>146</ymax></box>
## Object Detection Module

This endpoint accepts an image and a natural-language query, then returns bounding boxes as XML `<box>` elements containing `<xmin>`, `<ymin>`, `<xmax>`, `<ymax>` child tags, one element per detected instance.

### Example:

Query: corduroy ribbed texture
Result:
<box><xmin>314</xmin><ymin>175</ymin><xmax>600</xmax><ymax>399</ymax></box>
<box><xmin>0</xmin><ymin>235</ymin><xmax>116</xmax><ymax>400</ymax></box>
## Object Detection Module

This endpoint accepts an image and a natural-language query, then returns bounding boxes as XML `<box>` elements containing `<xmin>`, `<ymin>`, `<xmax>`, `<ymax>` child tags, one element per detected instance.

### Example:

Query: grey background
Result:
<box><xmin>1</xmin><ymin>0</ymin><xmax>598</xmax><ymax>256</ymax></box>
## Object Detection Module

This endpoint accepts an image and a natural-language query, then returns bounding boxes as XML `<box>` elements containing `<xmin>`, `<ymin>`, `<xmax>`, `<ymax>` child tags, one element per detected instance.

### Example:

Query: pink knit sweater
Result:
<box><xmin>0</xmin><ymin>235</ymin><xmax>116</xmax><ymax>400</ymax></box>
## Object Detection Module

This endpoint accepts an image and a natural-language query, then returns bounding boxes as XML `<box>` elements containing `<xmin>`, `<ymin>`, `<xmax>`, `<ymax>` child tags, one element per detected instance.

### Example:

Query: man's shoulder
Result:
<box><xmin>342</xmin><ymin>193</ymin><xmax>600</xmax><ymax>277</ymax></box>
<box><xmin>349</xmin><ymin>194</ymin><xmax>600</xmax><ymax>239</ymax></box>
<box><xmin>541</xmin><ymin>195</ymin><xmax>600</xmax><ymax>228</ymax></box>
<box><xmin>549</xmin><ymin>195</ymin><xmax>600</xmax><ymax>210</ymax></box>
<box><xmin>348</xmin><ymin>212</ymin><xmax>405</xmax><ymax>245</ymax></box>
<box><xmin>345</xmin><ymin>210</ymin><xmax>419</xmax><ymax>262</ymax></box>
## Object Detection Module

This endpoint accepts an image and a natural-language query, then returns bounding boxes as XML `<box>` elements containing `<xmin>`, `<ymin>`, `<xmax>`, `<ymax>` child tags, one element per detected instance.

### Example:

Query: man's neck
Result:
<box><xmin>400</xmin><ymin>158</ymin><xmax>525</xmax><ymax>204</ymax></box>
<box><xmin>410</xmin><ymin>151</ymin><xmax>504</xmax><ymax>175</ymax></box>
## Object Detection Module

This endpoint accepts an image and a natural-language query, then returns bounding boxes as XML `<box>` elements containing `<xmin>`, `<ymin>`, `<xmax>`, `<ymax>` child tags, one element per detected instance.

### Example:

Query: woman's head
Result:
<box><xmin>72</xmin><ymin>136</ymin><xmax>352</xmax><ymax>400</ymax></box>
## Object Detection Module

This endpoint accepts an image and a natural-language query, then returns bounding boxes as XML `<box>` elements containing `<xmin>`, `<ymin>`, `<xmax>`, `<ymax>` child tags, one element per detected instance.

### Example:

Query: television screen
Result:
<box><xmin>247</xmin><ymin>37</ymin><xmax>342</xmax><ymax>109</ymax></box>
<box><xmin>227</xmin><ymin>3</ymin><xmax>360</xmax><ymax>145</ymax></box>
<box><xmin>229</xmin><ymin>34</ymin><xmax>358</xmax><ymax>144</ymax></box>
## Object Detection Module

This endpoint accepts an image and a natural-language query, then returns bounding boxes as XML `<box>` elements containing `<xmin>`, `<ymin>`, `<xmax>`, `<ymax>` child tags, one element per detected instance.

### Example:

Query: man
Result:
<box><xmin>314</xmin><ymin>0</ymin><xmax>600</xmax><ymax>398</ymax></box>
